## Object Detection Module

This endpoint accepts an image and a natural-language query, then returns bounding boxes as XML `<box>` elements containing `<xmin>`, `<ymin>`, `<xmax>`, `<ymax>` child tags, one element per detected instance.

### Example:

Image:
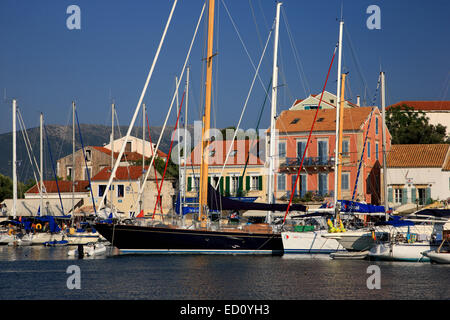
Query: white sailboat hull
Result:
<box><xmin>282</xmin><ymin>230</ymin><xmax>345</xmax><ymax>254</ymax></box>
<box><xmin>368</xmin><ymin>242</ymin><xmax>439</xmax><ymax>262</ymax></box>
<box><xmin>322</xmin><ymin>225</ymin><xmax>436</xmax><ymax>252</ymax></box>
<box><xmin>21</xmin><ymin>232</ymin><xmax>64</xmax><ymax>245</ymax></box>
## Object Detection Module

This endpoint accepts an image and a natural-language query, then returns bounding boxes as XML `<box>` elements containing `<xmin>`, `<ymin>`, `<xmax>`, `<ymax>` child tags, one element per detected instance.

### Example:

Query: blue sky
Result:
<box><xmin>0</xmin><ymin>0</ymin><xmax>449</xmax><ymax>135</ymax></box>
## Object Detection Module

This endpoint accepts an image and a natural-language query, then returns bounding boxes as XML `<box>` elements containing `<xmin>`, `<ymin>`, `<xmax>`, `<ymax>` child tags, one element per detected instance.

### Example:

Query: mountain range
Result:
<box><xmin>0</xmin><ymin>124</ymin><xmax>193</xmax><ymax>184</ymax></box>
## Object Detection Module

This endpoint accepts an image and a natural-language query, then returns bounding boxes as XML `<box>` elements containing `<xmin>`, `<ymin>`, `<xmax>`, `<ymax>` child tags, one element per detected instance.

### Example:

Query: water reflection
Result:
<box><xmin>0</xmin><ymin>245</ymin><xmax>116</xmax><ymax>261</ymax></box>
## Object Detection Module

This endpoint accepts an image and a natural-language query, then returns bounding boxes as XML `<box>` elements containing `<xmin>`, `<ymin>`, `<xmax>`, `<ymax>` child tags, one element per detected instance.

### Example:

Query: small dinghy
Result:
<box><xmin>44</xmin><ymin>240</ymin><xmax>69</xmax><ymax>247</ymax></box>
<box><xmin>330</xmin><ymin>250</ymin><xmax>369</xmax><ymax>260</ymax></box>
<box><xmin>68</xmin><ymin>243</ymin><xmax>107</xmax><ymax>257</ymax></box>
<box><xmin>421</xmin><ymin>238</ymin><xmax>450</xmax><ymax>264</ymax></box>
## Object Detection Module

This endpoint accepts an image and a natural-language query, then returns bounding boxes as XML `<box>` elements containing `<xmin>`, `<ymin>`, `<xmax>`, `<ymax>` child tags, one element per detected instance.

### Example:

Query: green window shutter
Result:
<box><xmin>388</xmin><ymin>187</ymin><xmax>393</xmax><ymax>202</ymax></box>
<box><xmin>401</xmin><ymin>188</ymin><xmax>408</xmax><ymax>204</ymax></box>
<box><xmin>258</xmin><ymin>176</ymin><xmax>263</xmax><ymax>190</ymax></box>
<box><xmin>426</xmin><ymin>188</ymin><xmax>431</xmax><ymax>204</ymax></box>
<box><xmin>411</xmin><ymin>188</ymin><xmax>416</xmax><ymax>203</ymax></box>
<box><xmin>187</xmin><ymin>177</ymin><xmax>192</xmax><ymax>191</ymax></box>
<box><xmin>238</xmin><ymin>176</ymin><xmax>243</xmax><ymax>192</ymax></box>
<box><xmin>220</xmin><ymin>177</ymin><xmax>224</xmax><ymax>195</ymax></box>
<box><xmin>246</xmin><ymin>176</ymin><xmax>250</xmax><ymax>191</ymax></box>
<box><xmin>225</xmin><ymin>176</ymin><xmax>230</xmax><ymax>195</ymax></box>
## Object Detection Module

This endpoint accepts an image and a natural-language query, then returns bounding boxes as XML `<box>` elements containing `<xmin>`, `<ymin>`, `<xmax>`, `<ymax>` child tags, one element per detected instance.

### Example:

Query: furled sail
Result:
<box><xmin>207</xmin><ymin>184</ymin><xmax>307</xmax><ymax>212</ymax></box>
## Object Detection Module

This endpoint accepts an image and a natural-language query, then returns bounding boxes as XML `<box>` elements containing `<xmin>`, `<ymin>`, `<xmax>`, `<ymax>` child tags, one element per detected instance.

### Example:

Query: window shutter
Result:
<box><xmin>411</xmin><ymin>188</ymin><xmax>416</xmax><ymax>204</ymax></box>
<box><xmin>238</xmin><ymin>176</ymin><xmax>243</xmax><ymax>193</ymax></box>
<box><xmin>246</xmin><ymin>176</ymin><xmax>250</xmax><ymax>191</ymax></box>
<box><xmin>401</xmin><ymin>188</ymin><xmax>408</xmax><ymax>204</ymax></box>
<box><xmin>220</xmin><ymin>177</ymin><xmax>224</xmax><ymax>195</ymax></box>
<box><xmin>388</xmin><ymin>187</ymin><xmax>393</xmax><ymax>203</ymax></box>
<box><xmin>225</xmin><ymin>176</ymin><xmax>230</xmax><ymax>195</ymax></box>
<box><xmin>258</xmin><ymin>176</ymin><xmax>263</xmax><ymax>190</ymax></box>
<box><xmin>188</xmin><ymin>177</ymin><xmax>192</xmax><ymax>191</ymax></box>
<box><xmin>426</xmin><ymin>188</ymin><xmax>431</xmax><ymax>204</ymax></box>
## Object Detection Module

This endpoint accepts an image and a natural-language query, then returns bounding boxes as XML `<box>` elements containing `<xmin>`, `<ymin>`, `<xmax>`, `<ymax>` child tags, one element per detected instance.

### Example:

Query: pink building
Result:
<box><xmin>274</xmin><ymin>106</ymin><xmax>391</xmax><ymax>205</ymax></box>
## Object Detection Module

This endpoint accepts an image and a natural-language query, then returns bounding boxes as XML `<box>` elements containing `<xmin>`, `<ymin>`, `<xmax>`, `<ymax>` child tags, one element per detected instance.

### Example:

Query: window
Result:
<box><xmin>375</xmin><ymin>143</ymin><xmax>379</xmax><ymax>161</ymax></box>
<box><xmin>367</xmin><ymin>141</ymin><xmax>371</xmax><ymax>158</ymax></box>
<box><xmin>394</xmin><ymin>188</ymin><xmax>403</xmax><ymax>203</ymax></box>
<box><xmin>250</xmin><ymin>176</ymin><xmax>260</xmax><ymax>191</ymax></box>
<box><xmin>318</xmin><ymin>173</ymin><xmax>328</xmax><ymax>195</ymax></box>
<box><xmin>277</xmin><ymin>174</ymin><xmax>286</xmax><ymax>191</ymax></box>
<box><xmin>67</xmin><ymin>167</ymin><xmax>73</xmax><ymax>180</ymax></box>
<box><xmin>375</xmin><ymin>117</ymin><xmax>379</xmax><ymax>135</ymax></box>
<box><xmin>341</xmin><ymin>173</ymin><xmax>350</xmax><ymax>190</ymax></box>
<box><xmin>290</xmin><ymin>118</ymin><xmax>300</xmax><ymax>124</ymax></box>
<box><xmin>230</xmin><ymin>176</ymin><xmax>239</xmax><ymax>195</ymax></box>
<box><xmin>342</xmin><ymin>140</ymin><xmax>349</xmax><ymax>157</ymax></box>
<box><xmin>117</xmin><ymin>184</ymin><xmax>124</xmax><ymax>198</ymax></box>
<box><xmin>85</xmin><ymin>149</ymin><xmax>92</xmax><ymax>161</ymax></box>
<box><xmin>316</xmin><ymin>117</ymin><xmax>325</xmax><ymax>122</ymax></box>
<box><xmin>98</xmin><ymin>185</ymin><xmax>107</xmax><ymax>197</ymax></box>
<box><xmin>125</xmin><ymin>142</ymin><xmax>132</xmax><ymax>152</ymax></box>
<box><xmin>278</xmin><ymin>142</ymin><xmax>286</xmax><ymax>158</ymax></box>
<box><xmin>318</xmin><ymin>140</ymin><xmax>328</xmax><ymax>164</ymax></box>
<box><xmin>297</xmin><ymin>140</ymin><xmax>306</xmax><ymax>159</ymax></box>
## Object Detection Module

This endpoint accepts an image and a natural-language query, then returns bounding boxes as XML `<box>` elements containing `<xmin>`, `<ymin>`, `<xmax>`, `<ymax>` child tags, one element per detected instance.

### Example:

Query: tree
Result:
<box><xmin>0</xmin><ymin>173</ymin><xmax>13</xmax><ymax>202</ymax></box>
<box><xmin>386</xmin><ymin>104</ymin><xmax>449</xmax><ymax>144</ymax></box>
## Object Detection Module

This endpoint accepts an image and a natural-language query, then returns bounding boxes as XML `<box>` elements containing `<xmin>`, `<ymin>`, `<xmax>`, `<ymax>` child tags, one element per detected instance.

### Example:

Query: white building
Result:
<box><xmin>386</xmin><ymin>144</ymin><xmax>450</xmax><ymax>209</ymax></box>
<box><xmin>387</xmin><ymin>101</ymin><xmax>450</xmax><ymax>138</ymax></box>
<box><xmin>290</xmin><ymin>90</ymin><xmax>360</xmax><ymax>111</ymax></box>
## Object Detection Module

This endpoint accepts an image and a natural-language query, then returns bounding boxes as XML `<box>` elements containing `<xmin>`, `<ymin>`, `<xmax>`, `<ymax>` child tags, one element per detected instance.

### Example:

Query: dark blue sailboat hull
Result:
<box><xmin>94</xmin><ymin>223</ymin><xmax>283</xmax><ymax>255</ymax></box>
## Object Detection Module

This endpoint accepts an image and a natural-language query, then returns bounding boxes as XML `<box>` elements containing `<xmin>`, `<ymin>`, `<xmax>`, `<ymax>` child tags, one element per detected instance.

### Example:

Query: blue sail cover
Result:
<box><xmin>320</xmin><ymin>200</ymin><xmax>385</xmax><ymax>213</ymax></box>
<box><xmin>174</xmin><ymin>185</ymin><xmax>307</xmax><ymax>215</ymax></box>
<box><xmin>375</xmin><ymin>215</ymin><xmax>415</xmax><ymax>227</ymax></box>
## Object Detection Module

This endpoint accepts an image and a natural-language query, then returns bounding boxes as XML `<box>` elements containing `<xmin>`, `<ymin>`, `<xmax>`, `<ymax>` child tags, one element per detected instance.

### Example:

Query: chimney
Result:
<box><xmin>356</xmin><ymin>95</ymin><xmax>361</xmax><ymax>106</ymax></box>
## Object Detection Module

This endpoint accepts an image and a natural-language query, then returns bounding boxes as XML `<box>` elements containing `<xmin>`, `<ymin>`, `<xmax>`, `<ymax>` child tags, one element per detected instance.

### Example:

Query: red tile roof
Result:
<box><xmin>387</xmin><ymin>144</ymin><xmax>450</xmax><ymax>168</ymax></box>
<box><xmin>275</xmin><ymin>107</ymin><xmax>374</xmax><ymax>133</ymax></box>
<box><xmin>387</xmin><ymin>101</ymin><xmax>450</xmax><ymax>111</ymax></box>
<box><xmin>91</xmin><ymin>165</ymin><xmax>160</xmax><ymax>181</ymax></box>
<box><xmin>25</xmin><ymin>180</ymin><xmax>91</xmax><ymax>194</ymax></box>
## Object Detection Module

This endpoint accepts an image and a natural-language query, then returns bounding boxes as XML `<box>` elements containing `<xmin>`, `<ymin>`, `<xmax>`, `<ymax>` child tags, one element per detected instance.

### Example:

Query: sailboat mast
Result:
<box><xmin>199</xmin><ymin>0</ymin><xmax>215</xmax><ymax>228</ymax></box>
<box><xmin>333</xmin><ymin>20</ymin><xmax>344</xmax><ymax>208</ymax></box>
<box><xmin>336</xmin><ymin>73</ymin><xmax>346</xmax><ymax>200</ymax></box>
<box><xmin>141</xmin><ymin>102</ymin><xmax>146</xmax><ymax>214</ymax></box>
<box><xmin>111</xmin><ymin>102</ymin><xmax>115</xmax><ymax>212</ymax></box>
<box><xmin>72</xmin><ymin>102</ymin><xmax>75</xmax><ymax>215</ymax></box>
<box><xmin>183</xmin><ymin>66</ymin><xmax>190</xmax><ymax>223</ymax></box>
<box><xmin>12</xmin><ymin>99</ymin><xmax>17</xmax><ymax>219</ymax></box>
<box><xmin>40</xmin><ymin>112</ymin><xmax>43</xmax><ymax>217</ymax></box>
<box><xmin>380</xmin><ymin>71</ymin><xmax>388</xmax><ymax>221</ymax></box>
<box><xmin>267</xmin><ymin>2</ymin><xmax>282</xmax><ymax>224</ymax></box>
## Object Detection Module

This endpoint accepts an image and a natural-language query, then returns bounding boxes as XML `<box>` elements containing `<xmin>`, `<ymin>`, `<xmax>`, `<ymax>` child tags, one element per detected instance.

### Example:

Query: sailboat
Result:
<box><xmin>281</xmin><ymin>19</ymin><xmax>347</xmax><ymax>255</ymax></box>
<box><xmin>94</xmin><ymin>1</ymin><xmax>306</xmax><ymax>255</ymax></box>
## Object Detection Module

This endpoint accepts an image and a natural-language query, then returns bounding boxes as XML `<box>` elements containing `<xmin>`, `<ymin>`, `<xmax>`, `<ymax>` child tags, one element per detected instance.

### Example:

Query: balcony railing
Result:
<box><xmin>279</xmin><ymin>156</ymin><xmax>335</xmax><ymax>172</ymax></box>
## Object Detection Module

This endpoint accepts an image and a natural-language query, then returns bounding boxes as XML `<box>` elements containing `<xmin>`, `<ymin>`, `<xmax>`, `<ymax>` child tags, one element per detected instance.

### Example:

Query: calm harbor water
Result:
<box><xmin>0</xmin><ymin>245</ymin><xmax>449</xmax><ymax>300</ymax></box>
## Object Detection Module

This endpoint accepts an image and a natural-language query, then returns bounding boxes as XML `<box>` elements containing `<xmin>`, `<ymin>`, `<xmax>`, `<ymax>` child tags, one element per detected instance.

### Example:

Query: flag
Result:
<box><xmin>137</xmin><ymin>210</ymin><xmax>144</xmax><ymax>218</ymax></box>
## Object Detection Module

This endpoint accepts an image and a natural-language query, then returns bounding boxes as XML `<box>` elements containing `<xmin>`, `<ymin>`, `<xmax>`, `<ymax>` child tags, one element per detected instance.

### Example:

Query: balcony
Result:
<box><xmin>279</xmin><ymin>156</ymin><xmax>335</xmax><ymax>173</ymax></box>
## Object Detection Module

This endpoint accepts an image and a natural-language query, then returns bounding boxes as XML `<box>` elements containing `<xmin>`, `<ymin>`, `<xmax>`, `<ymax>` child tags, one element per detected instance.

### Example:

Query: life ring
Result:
<box><xmin>35</xmin><ymin>223</ymin><xmax>42</xmax><ymax>230</ymax></box>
